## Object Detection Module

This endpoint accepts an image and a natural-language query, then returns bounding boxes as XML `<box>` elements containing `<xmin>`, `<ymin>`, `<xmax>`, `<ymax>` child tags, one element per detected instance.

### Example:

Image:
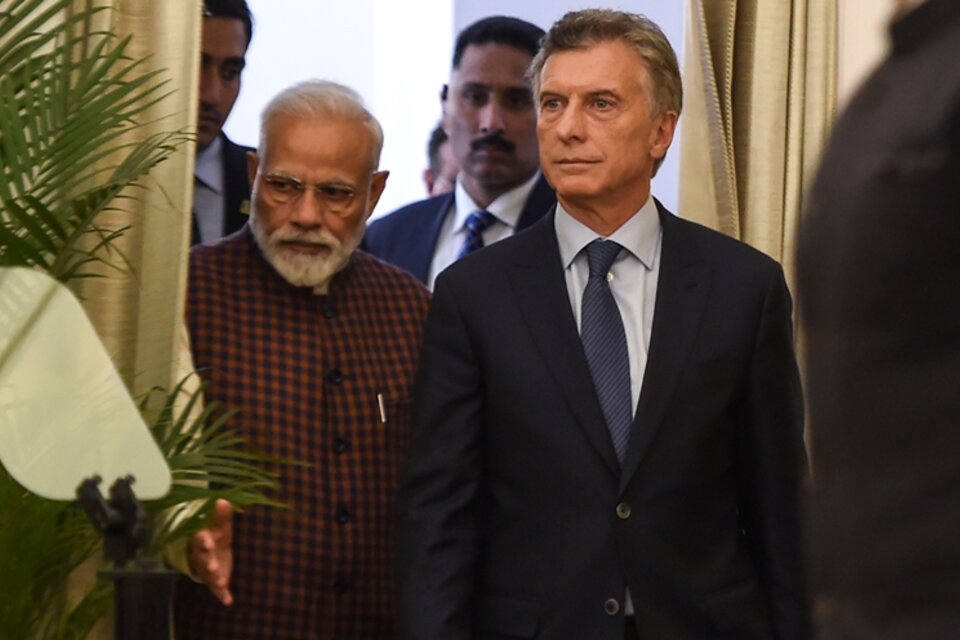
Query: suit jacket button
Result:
<box><xmin>604</xmin><ymin>598</ymin><xmax>620</xmax><ymax>616</ymax></box>
<box><xmin>616</xmin><ymin>502</ymin><xmax>632</xmax><ymax>519</ymax></box>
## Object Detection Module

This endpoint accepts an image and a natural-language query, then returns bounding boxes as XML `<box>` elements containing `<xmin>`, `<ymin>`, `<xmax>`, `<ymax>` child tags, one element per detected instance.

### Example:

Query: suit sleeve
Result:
<box><xmin>397</xmin><ymin>272</ymin><xmax>483</xmax><ymax>640</ymax></box>
<box><xmin>739</xmin><ymin>265</ymin><xmax>810</xmax><ymax>640</ymax></box>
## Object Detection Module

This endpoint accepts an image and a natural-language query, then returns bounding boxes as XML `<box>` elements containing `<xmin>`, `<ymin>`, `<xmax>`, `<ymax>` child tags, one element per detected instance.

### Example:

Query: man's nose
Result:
<box><xmin>199</xmin><ymin>67</ymin><xmax>223</xmax><ymax>106</ymax></box>
<box><xmin>478</xmin><ymin>99</ymin><xmax>507</xmax><ymax>134</ymax></box>
<box><xmin>289</xmin><ymin>190</ymin><xmax>325</xmax><ymax>228</ymax></box>
<box><xmin>554</xmin><ymin>104</ymin><xmax>586</xmax><ymax>141</ymax></box>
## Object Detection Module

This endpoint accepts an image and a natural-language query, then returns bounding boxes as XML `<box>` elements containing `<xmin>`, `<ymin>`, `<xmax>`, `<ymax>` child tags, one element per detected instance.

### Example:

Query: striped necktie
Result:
<box><xmin>580</xmin><ymin>240</ymin><xmax>632</xmax><ymax>464</ymax></box>
<box><xmin>456</xmin><ymin>210</ymin><xmax>497</xmax><ymax>259</ymax></box>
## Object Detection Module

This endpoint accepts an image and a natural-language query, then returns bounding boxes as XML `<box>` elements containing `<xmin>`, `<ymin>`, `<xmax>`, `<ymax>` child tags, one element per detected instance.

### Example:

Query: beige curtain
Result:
<box><xmin>62</xmin><ymin>3</ymin><xmax>201</xmax><ymax>638</ymax></box>
<box><xmin>679</xmin><ymin>0</ymin><xmax>837</xmax><ymax>293</ymax></box>
<box><xmin>71</xmin><ymin>0</ymin><xmax>201</xmax><ymax>400</ymax></box>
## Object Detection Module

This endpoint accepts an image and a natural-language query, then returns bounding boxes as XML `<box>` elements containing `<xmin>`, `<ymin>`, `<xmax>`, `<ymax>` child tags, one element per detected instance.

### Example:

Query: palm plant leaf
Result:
<box><xmin>0</xmin><ymin>1</ymin><xmax>285</xmax><ymax>638</ymax></box>
<box><xmin>0</xmin><ymin>0</ymin><xmax>187</xmax><ymax>281</ymax></box>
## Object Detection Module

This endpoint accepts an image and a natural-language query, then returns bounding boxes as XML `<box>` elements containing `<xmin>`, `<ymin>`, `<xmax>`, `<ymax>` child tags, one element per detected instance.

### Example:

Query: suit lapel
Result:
<box><xmin>620</xmin><ymin>205</ymin><xmax>711</xmax><ymax>490</ymax></box>
<box><xmin>508</xmin><ymin>213</ymin><xmax>621</xmax><ymax>476</ymax></box>
<box><xmin>221</xmin><ymin>135</ymin><xmax>251</xmax><ymax>236</ymax></box>
<box><xmin>406</xmin><ymin>193</ymin><xmax>454</xmax><ymax>282</ymax></box>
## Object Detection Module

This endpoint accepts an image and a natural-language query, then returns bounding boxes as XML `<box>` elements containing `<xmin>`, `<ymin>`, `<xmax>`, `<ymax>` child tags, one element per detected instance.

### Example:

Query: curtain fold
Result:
<box><xmin>71</xmin><ymin>0</ymin><xmax>200</xmax><ymax>400</ymax></box>
<box><xmin>679</xmin><ymin>0</ymin><xmax>837</xmax><ymax>294</ymax></box>
<box><xmin>63</xmin><ymin>6</ymin><xmax>200</xmax><ymax>634</ymax></box>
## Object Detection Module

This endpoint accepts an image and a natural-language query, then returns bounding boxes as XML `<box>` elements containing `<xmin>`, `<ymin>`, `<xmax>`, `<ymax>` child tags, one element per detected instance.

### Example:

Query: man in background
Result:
<box><xmin>422</xmin><ymin>124</ymin><xmax>458</xmax><ymax>196</ymax></box>
<box><xmin>192</xmin><ymin>0</ymin><xmax>253</xmax><ymax>245</ymax></box>
<box><xmin>398</xmin><ymin>9</ymin><xmax>807</xmax><ymax>639</ymax></box>
<box><xmin>798</xmin><ymin>0</ymin><xmax>960</xmax><ymax>636</ymax></box>
<box><xmin>175</xmin><ymin>79</ymin><xmax>429</xmax><ymax>639</ymax></box>
<box><xmin>363</xmin><ymin>16</ymin><xmax>555</xmax><ymax>288</ymax></box>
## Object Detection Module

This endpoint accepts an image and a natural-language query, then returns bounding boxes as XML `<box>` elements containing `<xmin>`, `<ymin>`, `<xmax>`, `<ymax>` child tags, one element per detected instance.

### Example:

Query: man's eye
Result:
<box><xmin>506</xmin><ymin>92</ymin><xmax>533</xmax><ymax>110</ymax></box>
<box><xmin>594</xmin><ymin>98</ymin><xmax>613</xmax><ymax>109</ymax></box>
<box><xmin>319</xmin><ymin>186</ymin><xmax>354</xmax><ymax>201</ymax></box>
<box><xmin>541</xmin><ymin>98</ymin><xmax>561</xmax><ymax>111</ymax></box>
<box><xmin>461</xmin><ymin>90</ymin><xmax>487</xmax><ymax>106</ymax></box>
<box><xmin>269</xmin><ymin>178</ymin><xmax>299</xmax><ymax>193</ymax></box>
<box><xmin>220</xmin><ymin>65</ymin><xmax>242</xmax><ymax>82</ymax></box>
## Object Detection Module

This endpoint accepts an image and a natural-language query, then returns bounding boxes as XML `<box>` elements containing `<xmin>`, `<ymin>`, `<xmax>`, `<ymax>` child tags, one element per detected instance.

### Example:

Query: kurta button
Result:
<box><xmin>326</xmin><ymin>368</ymin><xmax>343</xmax><ymax>384</ymax></box>
<box><xmin>604</xmin><ymin>598</ymin><xmax>620</xmax><ymax>616</ymax></box>
<box><xmin>333</xmin><ymin>578</ymin><xmax>348</xmax><ymax>594</ymax></box>
<box><xmin>616</xmin><ymin>502</ymin><xmax>632</xmax><ymax>519</ymax></box>
<box><xmin>322</xmin><ymin>305</ymin><xmax>335</xmax><ymax>319</ymax></box>
<box><xmin>333</xmin><ymin>436</ymin><xmax>350</xmax><ymax>454</ymax></box>
<box><xmin>336</xmin><ymin>506</ymin><xmax>351</xmax><ymax>524</ymax></box>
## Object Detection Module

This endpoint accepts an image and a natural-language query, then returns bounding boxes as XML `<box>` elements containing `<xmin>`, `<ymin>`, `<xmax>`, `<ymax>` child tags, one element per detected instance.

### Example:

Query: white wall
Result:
<box><xmin>224</xmin><ymin>0</ymin><xmax>453</xmax><ymax>217</ymax></box>
<box><xmin>224</xmin><ymin>1</ymin><xmax>684</xmax><ymax>217</ymax></box>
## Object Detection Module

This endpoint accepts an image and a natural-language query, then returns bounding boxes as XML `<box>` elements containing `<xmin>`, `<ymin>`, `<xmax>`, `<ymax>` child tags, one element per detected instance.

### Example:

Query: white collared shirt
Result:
<box><xmin>194</xmin><ymin>136</ymin><xmax>226</xmax><ymax>244</ymax></box>
<box><xmin>427</xmin><ymin>172</ymin><xmax>541</xmax><ymax>290</ymax></box>
<box><xmin>555</xmin><ymin>195</ymin><xmax>662</xmax><ymax>417</ymax></box>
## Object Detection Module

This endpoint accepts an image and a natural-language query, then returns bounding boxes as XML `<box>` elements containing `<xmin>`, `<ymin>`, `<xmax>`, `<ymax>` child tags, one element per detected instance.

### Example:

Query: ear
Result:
<box><xmin>649</xmin><ymin>110</ymin><xmax>678</xmax><ymax>160</ymax></box>
<box><xmin>422</xmin><ymin>168</ymin><xmax>436</xmax><ymax>196</ymax></box>
<box><xmin>246</xmin><ymin>150</ymin><xmax>259</xmax><ymax>188</ymax></box>
<box><xmin>364</xmin><ymin>170</ymin><xmax>390</xmax><ymax>220</ymax></box>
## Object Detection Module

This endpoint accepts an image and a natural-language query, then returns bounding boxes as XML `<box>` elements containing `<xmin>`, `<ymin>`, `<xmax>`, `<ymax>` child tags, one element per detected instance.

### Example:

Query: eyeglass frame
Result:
<box><xmin>255</xmin><ymin>169</ymin><xmax>385</xmax><ymax>217</ymax></box>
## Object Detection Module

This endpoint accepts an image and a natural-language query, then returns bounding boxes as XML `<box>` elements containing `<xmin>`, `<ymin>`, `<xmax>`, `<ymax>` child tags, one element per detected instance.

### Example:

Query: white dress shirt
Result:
<box><xmin>194</xmin><ymin>136</ymin><xmax>226</xmax><ymax>244</ymax></box>
<box><xmin>427</xmin><ymin>171</ymin><xmax>541</xmax><ymax>289</ymax></box>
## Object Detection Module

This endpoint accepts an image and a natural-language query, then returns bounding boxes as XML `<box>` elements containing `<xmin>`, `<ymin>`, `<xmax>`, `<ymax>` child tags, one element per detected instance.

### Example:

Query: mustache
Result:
<box><xmin>470</xmin><ymin>133</ymin><xmax>515</xmax><ymax>154</ymax></box>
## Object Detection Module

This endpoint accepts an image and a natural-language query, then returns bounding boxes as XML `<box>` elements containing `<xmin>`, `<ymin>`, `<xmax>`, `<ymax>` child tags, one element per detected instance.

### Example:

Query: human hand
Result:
<box><xmin>188</xmin><ymin>498</ymin><xmax>234</xmax><ymax>606</ymax></box>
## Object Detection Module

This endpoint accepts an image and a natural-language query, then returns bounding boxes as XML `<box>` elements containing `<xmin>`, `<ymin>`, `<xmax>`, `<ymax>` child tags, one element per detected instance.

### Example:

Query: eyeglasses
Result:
<box><xmin>258</xmin><ymin>172</ymin><xmax>359</xmax><ymax>217</ymax></box>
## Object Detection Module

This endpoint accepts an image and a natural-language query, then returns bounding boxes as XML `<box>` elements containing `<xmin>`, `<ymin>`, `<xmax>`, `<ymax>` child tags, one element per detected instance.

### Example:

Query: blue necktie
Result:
<box><xmin>457</xmin><ymin>210</ymin><xmax>497</xmax><ymax>259</ymax></box>
<box><xmin>580</xmin><ymin>240</ymin><xmax>632</xmax><ymax>465</ymax></box>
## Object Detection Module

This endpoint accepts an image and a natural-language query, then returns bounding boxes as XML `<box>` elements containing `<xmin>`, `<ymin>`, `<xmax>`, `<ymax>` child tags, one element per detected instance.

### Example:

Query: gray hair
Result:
<box><xmin>529</xmin><ymin>10</ymin><xmax>681</xmax><ymax>114</ymax></box>
<box><xmin>258</xmin><ymin>79</ymin><xmax>384</xmax><ymax>167</ymax></box>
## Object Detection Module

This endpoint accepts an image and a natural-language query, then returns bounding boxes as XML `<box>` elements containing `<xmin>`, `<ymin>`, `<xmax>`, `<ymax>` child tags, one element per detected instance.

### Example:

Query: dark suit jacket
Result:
<box><xmin>798</xmin><ymin>1</ymin><xmax>960</xmax><ymax>637</ymax></box>
<box><xmin>362</xmin><ymin>174</ymin><xmax>555</xmax><ymax>284</ymax></box>
<box><xmin>191</xmin><ymin>133</ymin><xmax>253</xmax><ymax>245</ymax></box>
<box><xmin>398</xmin><ymin>203</ymin><xmax>808</xmax><ymax>640</ymax></box>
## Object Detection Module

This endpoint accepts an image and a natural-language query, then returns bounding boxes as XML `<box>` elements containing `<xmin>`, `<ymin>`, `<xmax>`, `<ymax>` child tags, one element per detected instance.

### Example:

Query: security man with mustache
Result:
<box><xmin>192</xmin><ymin>0</ymin><xmax>254</xmax><ymax>245</ymax></box>
<box><xmin>363</xmin><ymin>16</ymin><xmax>557</xmax><ymax>289</ymax></box>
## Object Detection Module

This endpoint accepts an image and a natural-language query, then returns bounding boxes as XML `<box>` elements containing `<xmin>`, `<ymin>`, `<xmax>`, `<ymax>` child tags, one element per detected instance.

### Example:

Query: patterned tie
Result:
<box><xmin>580</xmin><ymin>240</ymin><xmax>633</xmax><ymax>465</ymax></box>
<box><xmin>456</xmin><ymin>210</ymin><xmax>497</xmax><ymax>259</ymax></box>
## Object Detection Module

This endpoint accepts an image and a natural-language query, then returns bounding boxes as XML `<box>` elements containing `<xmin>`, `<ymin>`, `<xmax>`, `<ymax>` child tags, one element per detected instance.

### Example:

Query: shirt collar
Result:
<box><xmin>195</xmin><ymin>135</ymin><xmax>224</xmax><ymax>194</ymax></box>
<box><xmin>452</xmin><ymin>171</ymin><xmax>541</xmax><ymax>231</ymax></box>
<box><xmin>555</xmin><ymin>195</ymin><xmax>661</xmax><ymax>271</ymax></box>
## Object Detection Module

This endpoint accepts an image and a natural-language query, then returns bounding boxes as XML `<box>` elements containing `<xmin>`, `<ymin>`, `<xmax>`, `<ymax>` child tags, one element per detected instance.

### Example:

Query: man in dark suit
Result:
<box><xmin>193</xmin><ymin>0</ymin><xmax>254</xmax><ymax>245</ymax></box>
<box><xmin>398</xmin><ymin>9</ymin><xmax>808</xmax><ymax>640</ymax></box>
<box><xmin>363</xmin><ymin>16</ymin><xmax>555</xmax><ymax>288</ymax></box>
<box><xmin>798</xmin><ymin>0</ymin><xmax>960</xmax><ymax>637</ymax></box>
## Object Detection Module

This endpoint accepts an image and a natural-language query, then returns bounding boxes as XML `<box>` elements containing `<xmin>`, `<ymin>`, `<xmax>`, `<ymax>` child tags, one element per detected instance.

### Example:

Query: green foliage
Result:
<box><xmin>0</xmin><ymin>1</ymin><xmax>282</xmax><ymax>638</ymax></box>
<box><xmin>0</xmin><ymin>380</ymin><xmax>279</xmax><ymax>640</ymax></box>
<box><xmin>0</xmin><ymin>0</ymin><xmax>187</xmax><ymax>281</ymax></box>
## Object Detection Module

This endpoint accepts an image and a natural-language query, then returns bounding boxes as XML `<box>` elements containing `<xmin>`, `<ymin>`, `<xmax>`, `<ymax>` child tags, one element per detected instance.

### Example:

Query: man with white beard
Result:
<box><xmin>174</xmin><ymin>79</ymin><xmax>430</xmax><ymax>640</ymax></box>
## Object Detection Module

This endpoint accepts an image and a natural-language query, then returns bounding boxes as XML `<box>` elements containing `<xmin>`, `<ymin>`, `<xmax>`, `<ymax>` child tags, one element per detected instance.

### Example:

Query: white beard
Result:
<box><xmin>250</xmin><ymin>207</ymin><xmax>363</xmax><ymax>294</ymax></box>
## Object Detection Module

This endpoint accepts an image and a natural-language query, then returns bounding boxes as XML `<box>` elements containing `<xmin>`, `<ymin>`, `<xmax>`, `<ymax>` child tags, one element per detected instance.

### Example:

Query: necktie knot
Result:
<box><xmin>465</xmin><ymin>210</ymin><xmax>497</xmax><ymax>235</ymax></box>
<box><xmin>458</xmin><ymin>210</ymin><xmax>498</xmax><ymax>259</ymax></box>
<box><xmin>586</xmin><ymin>240</ymin><xmax>622</xmax><ymax>279</ymax></box>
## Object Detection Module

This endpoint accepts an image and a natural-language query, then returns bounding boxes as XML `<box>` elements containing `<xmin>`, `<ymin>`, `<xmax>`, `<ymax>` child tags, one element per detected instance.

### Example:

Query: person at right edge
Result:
<box><xmin>398</xmin><ymin>8</ymin><xmax>808</xmax><ymax>640</ymax></box>
<box><xmin>798</xmin><ymin>0</ymin><xmax>960</xmax><ymax>638</ymax></box>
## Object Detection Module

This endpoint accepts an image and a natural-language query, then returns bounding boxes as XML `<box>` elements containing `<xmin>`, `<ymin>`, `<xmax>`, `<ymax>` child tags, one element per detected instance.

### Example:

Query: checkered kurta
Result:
<box><xmin>173</xmin><ymin>227</ymin><xmax>430</xmax><ymax>639</ymax></box>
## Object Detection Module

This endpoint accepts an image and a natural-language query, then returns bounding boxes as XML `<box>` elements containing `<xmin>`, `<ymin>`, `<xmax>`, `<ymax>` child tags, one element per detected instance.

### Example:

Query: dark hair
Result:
<box><xmin>203</xmin><ymin>0</ymin><xmax>254</xmax><ymax>46</ymax></box>
<box><xmin>427</xmin><ymin>124</ymin><xmax>448</xmax><ymax>174</ymax></box>
<box><xmin>452</xmin><ymin>16</ymin><xmax>544</xmax><ymax>69</ymax></box>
